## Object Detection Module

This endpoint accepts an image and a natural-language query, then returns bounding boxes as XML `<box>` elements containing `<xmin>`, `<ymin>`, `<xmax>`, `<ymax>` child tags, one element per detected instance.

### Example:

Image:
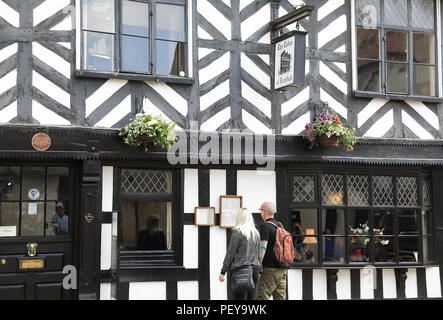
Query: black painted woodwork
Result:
<box><xmin>78</xmin><ymin>160</ymin><xmax>101</xmax><ymax>299</ymax></box>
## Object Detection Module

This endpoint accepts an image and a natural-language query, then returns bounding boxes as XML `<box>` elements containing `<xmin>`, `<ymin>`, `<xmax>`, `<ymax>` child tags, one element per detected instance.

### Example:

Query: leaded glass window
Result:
<box><xmin>292</xmin><ymin>175</ymin><xmax>316</xmax><ymax>203</ymax></box>
<box><xmin>322</xmin><ymin>174</ymin><xmax>344</xmax><ymax>206</ymax></box>
<box><xmin>121</xmin><ymin>169</ymin><xmax>172</xmax><ymax>193</ymax></box>
<box><xmin>289</xmin><ymin>170</ymin><xmax>433</xmax><ymax>265</ymax></box>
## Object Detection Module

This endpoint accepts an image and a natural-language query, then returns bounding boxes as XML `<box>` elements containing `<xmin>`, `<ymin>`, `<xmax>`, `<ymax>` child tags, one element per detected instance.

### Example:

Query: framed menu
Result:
<box><xmin>219</xmin><ymin>195</ymin><xmax>243</xmax><ymax>228</ymax></box>
<box><xmin>194</xmin><ymin>207</ymin><xmax>216</xmax><ymax>226</ymax></box>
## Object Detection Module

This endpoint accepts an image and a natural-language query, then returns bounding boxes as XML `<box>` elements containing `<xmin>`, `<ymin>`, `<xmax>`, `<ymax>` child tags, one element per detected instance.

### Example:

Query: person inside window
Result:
<box><xmin>136</xmin><ymin>215</ymin><xmax>167</xmax><ymax>250</ymax></box>
<box><xmin>291</xmin><ymin>221</ymin><xmax>305</xmax><ymax>262</ymax></box>
<box><xmin>51</xmin><ymin>202</ymin><xmax>68</xmax><ymax>235</ymax></box>
<box><xmin>323</xmin><ymin>228</ymin><xmax>344</xmax><ymax>262</ymax></box>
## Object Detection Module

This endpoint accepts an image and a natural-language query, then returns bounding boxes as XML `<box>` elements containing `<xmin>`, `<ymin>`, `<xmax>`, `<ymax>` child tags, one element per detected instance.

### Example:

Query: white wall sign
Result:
<box><xmin>275</xmin><ymin>36</ymin><xmax>295</xmax><ymax>90</ymax></box>
<box><xmin>273</xmin><ymin>31</ymin><xmax>307</xmax><ymax>90</ymax></box>
<box><xmin>0</xmin><ymin>226</ymin><xmax>17</xmax><ymax>237</ymax></box>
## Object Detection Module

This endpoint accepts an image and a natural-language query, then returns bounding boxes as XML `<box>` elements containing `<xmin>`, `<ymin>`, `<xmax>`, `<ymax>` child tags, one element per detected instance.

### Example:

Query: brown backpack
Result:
<box><xmin>265</xmin><ymin>221</ymin><xmax>295</xmax><ymax>264</ymax></box>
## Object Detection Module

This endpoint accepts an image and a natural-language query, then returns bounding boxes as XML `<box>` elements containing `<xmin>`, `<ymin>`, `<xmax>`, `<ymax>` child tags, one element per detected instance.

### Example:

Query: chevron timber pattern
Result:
<box><xmin>0</xmin><ymin>0</ymin><xmax>73</xmax><ymax>125</ymax></box>
<box><xmin>197</xmin><ymin>0</ymin><xmax>273</xmax><ymax>133</ymax></box>
<box><xmin>0</xmin><ymin>0</ymin><xmax>442</xmax><ymax>138</ymax></box>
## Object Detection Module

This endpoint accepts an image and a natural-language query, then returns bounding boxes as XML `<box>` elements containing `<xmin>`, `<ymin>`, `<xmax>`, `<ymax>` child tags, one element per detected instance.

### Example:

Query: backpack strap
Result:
<box><xmin>265</xmin><ymin>221</ymin><xmax>283</xmax><ymax>229</ymax></box>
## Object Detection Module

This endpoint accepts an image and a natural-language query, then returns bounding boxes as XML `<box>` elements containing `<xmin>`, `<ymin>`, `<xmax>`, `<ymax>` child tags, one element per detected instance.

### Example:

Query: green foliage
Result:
<box><xmin>119</xmin><ymin>114</ymin><xmax>177</xmax><ymax>151</ymax></box>
<box><xmin>303</xmin><ymin>111</ymin><xmax>357</xmax><ymax>151</ymax></box>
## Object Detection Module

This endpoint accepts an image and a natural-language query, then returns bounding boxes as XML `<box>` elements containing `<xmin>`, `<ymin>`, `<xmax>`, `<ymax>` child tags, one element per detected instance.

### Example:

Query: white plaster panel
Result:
<box><xmin>360</xmin><ymin>268</ymin><xmax>375</xmax><ymax>299</ymax></box>
<box><xmin>129</xmin><ymin>282</ymin><xmax>167</xmax><ymax>300</ymax></box>
<box><xmin>100</xmin><ymin>283</ymin><xmax>111</xmax><ymax>300</ymax></box>
<box><xmin>210</xmin><ymin>227</ymin><xmax>227</xmax><ymax>300</ymax></box>
<box><xmin>184</xmin><ymin>169</ymin><xmax>199</xmax><ymax>213</ymax></box>
<box><xmin>102</xmin><ymin>166</ymin><xmax>114</xmax><ymax>212</ymax></box>
<box><xmin>210</xmin><ymin>170</ymin><xmax>226</xmax><ymax>213</ymax></box>
<box><xmin>183</xmin><ymin>225</ymin><xmax>199</xmax><ymax>269</ymax></box>
<box><xmin>336</xmin><ymin>269</ymin><xmax>351</xmax><ymax>300</ymax></box>
<box><xmin>177</xmin><ymin>281</ymin><xmax>199</xmax><ymax>300</ymax></box>
<box><xmin>426</xmin><ymin>267</ymin><xmax>442</xmax><ymax>298</ymax></box>
<box><xmin>100</xmin><ymin>224</ymin><xmax>112</xmax><ymax>270</ymax></box>
<box><xmin>312</xmin><ymin>269</ymin><xmax>327</xmax><ymax>300</ymax></box>
<box><xmin>405</xmin><ymin>268</ymin><xmax>418</xmax><ymax>299</ymax></box>
<box><xmin>237</xmin><ymin>170</ymin><xmax>276</xmax><ymax>214</ymax></box>
<box><xmin>287</xmin><ymin>269</ymin><xmax>303</xmax><ymax>300</ymax></box>
<box><xmin>382</xmin><ymin>269</ymin><xmax>397</xmax><ymax>299</ymax></box>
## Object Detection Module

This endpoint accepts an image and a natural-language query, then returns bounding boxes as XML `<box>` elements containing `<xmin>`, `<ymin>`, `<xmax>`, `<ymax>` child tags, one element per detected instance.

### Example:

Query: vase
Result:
<box><xmin>317</xmin><ymin>134</ymin><xmax>339</xmax><ymax>147</ymax></box>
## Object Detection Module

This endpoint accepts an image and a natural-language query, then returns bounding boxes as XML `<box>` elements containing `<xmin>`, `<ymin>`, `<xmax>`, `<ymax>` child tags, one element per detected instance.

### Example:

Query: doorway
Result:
<box><xmin>0</xmin><ymin>164</ymin><xmax>78</xmax><ymax>300</ymax></box>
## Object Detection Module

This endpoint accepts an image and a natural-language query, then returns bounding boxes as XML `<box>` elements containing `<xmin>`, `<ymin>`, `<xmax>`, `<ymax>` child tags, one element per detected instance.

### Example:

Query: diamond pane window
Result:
<box><xmin>348</xmin><ymin>175</ymin><xmax>370</xmax><ymax>206</ymax></box>
<box><xmin>121</xmin><ymin>169</ymin><xmax>172</xmax><ymax>193</ymax></box>
<box><xmin>356</xmin><ymin>0</ymin><xmax>380</xmax><ymax>26</ymax></box>
<box><xmin>411</xmin><ymin>0</ymin><xmax>434</xmax><ymax>29</ymax></box>
<box><xmin>397</xmin><ymin>176</ymin><xmax>418</xmax><ymax>206</ymax></box>
<box><xmin>292</xmin><ymin>175</ymin><xmax>316</xmax><ymax>203</ymax></box>
<box><xmin>373</xmin><ymin>176</ymin><xmax>394</xmax><ymax>206</ymax></box>
<box><xmin>422</xmin><ymin>177</ymin><xmax>432</xmax><ymax>208</ymax></box>
<box><xmin>384</xmin><ymin>0</ymin><xmax>408</xmax><ymax>26</ymax></box>
<box><xmin>322</xmin><ymin>174</ymin><xmax>344</xmax><ymax>206</ymax></box>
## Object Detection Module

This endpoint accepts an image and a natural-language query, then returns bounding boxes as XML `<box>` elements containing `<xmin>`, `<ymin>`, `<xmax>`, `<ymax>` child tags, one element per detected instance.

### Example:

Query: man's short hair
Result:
<box><xmin>261</xmin><ymin>202</ymin><xmax>276</xmax><ymax>216</ymax></box>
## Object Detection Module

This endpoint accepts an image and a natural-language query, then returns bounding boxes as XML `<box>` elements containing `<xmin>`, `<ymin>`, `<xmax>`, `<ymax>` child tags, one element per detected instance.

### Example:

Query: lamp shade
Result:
<box><xmin>303</xmin><ymin>229</ymin><xmax>318</xmax><ymax>244</ymax></box>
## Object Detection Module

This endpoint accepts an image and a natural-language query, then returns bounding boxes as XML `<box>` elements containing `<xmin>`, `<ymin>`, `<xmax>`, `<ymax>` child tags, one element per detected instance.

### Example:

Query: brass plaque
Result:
<box><xmin>19</xmin><ymin>259</ymin><xmax>44</xmax><ymax>270</ymax></box>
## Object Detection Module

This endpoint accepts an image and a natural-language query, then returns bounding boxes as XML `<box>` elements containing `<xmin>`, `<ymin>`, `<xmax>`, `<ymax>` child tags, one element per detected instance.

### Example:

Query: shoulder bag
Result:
<box><xmin>229</xmin><ymin>265</ymin><xmax>255</xmax><ymax>293</ymax></box>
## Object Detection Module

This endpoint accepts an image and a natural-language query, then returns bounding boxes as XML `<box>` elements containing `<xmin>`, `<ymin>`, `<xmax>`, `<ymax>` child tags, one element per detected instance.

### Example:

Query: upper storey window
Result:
<box><xmin>80</xmin><ymin>0</ymin><xmax>187</xmax><ymax>77</ymax></box>
<box><xmin>354</xmin><ymin>0</ymin><xmax>438</xmax><ymax>98</ymax></box>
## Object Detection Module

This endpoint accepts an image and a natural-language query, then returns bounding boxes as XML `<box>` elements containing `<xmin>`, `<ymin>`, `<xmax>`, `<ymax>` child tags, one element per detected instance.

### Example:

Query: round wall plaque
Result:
<box><xmin>32</xmin><ymin>133</ymin><xmax>51</xmax><ymax>151</ymax></box>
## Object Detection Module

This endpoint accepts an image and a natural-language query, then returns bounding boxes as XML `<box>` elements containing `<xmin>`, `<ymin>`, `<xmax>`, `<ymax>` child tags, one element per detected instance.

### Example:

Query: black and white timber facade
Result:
<box><xmin>0</xmin><ymin>0</ymin><xmax>443</xmax><ymax>301</ymax></box>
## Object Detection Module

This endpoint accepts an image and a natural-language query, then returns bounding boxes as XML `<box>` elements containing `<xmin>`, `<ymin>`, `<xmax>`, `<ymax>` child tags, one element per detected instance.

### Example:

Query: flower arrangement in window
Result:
<box><xmin>303</xmin><ymin>111</ymin><xmax>357</xmax><ymax>151</ymax></box>
<box><xmin>349</xmin><ymin>222</ymin><xmax>389</xmax><ymax>262</ymax></box>
<box><xmin>119</xmin><ymin>114</ymin><xmax>177</xmax><ymax>151</ymax></box>
<box><xmin>350</xmin><ymin>222</ymin><xmax>390</xmax><ymax>247</ymax></box>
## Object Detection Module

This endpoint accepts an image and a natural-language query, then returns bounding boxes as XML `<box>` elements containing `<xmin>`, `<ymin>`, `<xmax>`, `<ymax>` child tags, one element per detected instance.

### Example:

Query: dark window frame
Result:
<box><xmin>354</xmin><ymin>0</ymin><xmax>440</xmax><ymax>100</ymax></box>
<box><xmin>0</xmin><ymin>164</ymin><xmax>75</xmax><ymax>238</ymax></box>
<box><xmin>78</xmin><ymin>0</ymin><xmax>191</xmax><ymax>83</ymax></box>
<box><xmin>116</xmin><ymin>166</ymin><xmax>184</xmax><ymax>269</ymax></box>
<box><xmin>285</xmin><ymin>167</ymin><xmax>434</xmax><ymax>267</ymax></box>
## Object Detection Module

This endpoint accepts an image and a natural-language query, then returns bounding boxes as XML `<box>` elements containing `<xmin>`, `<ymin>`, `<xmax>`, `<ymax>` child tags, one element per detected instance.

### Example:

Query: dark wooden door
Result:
<box><xmin>0</xmin><ymin>238</ymin><xmax>73</xmax><ymax>299</ymax></box>
<box><xmin>0</xmin><ymin>164</ymin><xmax>78</xmax><ymax>300</ymax></box>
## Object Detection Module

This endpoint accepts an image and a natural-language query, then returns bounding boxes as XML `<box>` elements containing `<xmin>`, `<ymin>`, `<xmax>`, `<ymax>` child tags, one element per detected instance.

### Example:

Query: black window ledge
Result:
<box><xmin>353</xmin><ymin>90</ymin><xmax>443</xmax><ymax>104</ymax></box>
<box><xmin>74</xmin><ymin>70</ymin><xmax>194</xmax><ymax>85</ymax></box>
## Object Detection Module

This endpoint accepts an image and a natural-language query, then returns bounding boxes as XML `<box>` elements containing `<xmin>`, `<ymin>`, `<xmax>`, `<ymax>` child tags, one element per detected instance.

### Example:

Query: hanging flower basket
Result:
<box><xmin>119</xmin><ymin>114</ymin><xmax>177</xmax><ymax>152</ymax></box>
<box><xmin>303</xmin><ymin>111</ymin><xmax>357</xmax><ymax>151</ymax></box>
<box><xmin>317</xmin><ymin>134</ymin><xmax>339</xmax><ymax>147</ymax></box>
<box><xmin>137</xmin><ymin>135</ymin><xmax>155</xmax><ymax>144</ymax></box>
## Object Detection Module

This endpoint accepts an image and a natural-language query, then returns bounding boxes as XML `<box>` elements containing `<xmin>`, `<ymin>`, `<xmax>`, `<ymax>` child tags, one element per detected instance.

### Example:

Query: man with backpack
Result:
<box><xmin>256</xmin><ymin>202</ymin><xmax>294</xmax><ymax>300</ymax></box>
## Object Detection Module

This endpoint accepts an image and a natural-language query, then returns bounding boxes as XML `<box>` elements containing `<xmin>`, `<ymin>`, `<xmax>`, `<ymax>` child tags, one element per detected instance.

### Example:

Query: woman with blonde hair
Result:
<box><xmin>219</xmin><ymin>208</ymin><xmax>262</xmax><ymax>300</ymax></box>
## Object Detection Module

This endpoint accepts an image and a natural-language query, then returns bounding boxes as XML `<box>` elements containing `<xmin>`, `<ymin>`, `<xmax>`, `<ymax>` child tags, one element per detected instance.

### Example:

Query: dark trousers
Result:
<box><xmin>232</xmin><ymin>267</ymin><xmax>261</xmax><ymax>300</ymax></box>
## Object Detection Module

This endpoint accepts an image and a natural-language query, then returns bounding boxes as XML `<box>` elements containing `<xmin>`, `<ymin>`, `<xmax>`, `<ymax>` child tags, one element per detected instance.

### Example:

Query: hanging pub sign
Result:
<box><xmin>273</xmin><ymin>30</ymin><xmax>307</xmax><ymax>90</ymax></box>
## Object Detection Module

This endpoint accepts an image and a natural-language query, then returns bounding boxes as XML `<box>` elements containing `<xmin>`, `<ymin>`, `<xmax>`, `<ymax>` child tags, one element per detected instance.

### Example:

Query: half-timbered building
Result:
<box><xmin>0</xmin><ymin>0</ymin><xmax>443</xmax><ymax>300</ymax></box>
